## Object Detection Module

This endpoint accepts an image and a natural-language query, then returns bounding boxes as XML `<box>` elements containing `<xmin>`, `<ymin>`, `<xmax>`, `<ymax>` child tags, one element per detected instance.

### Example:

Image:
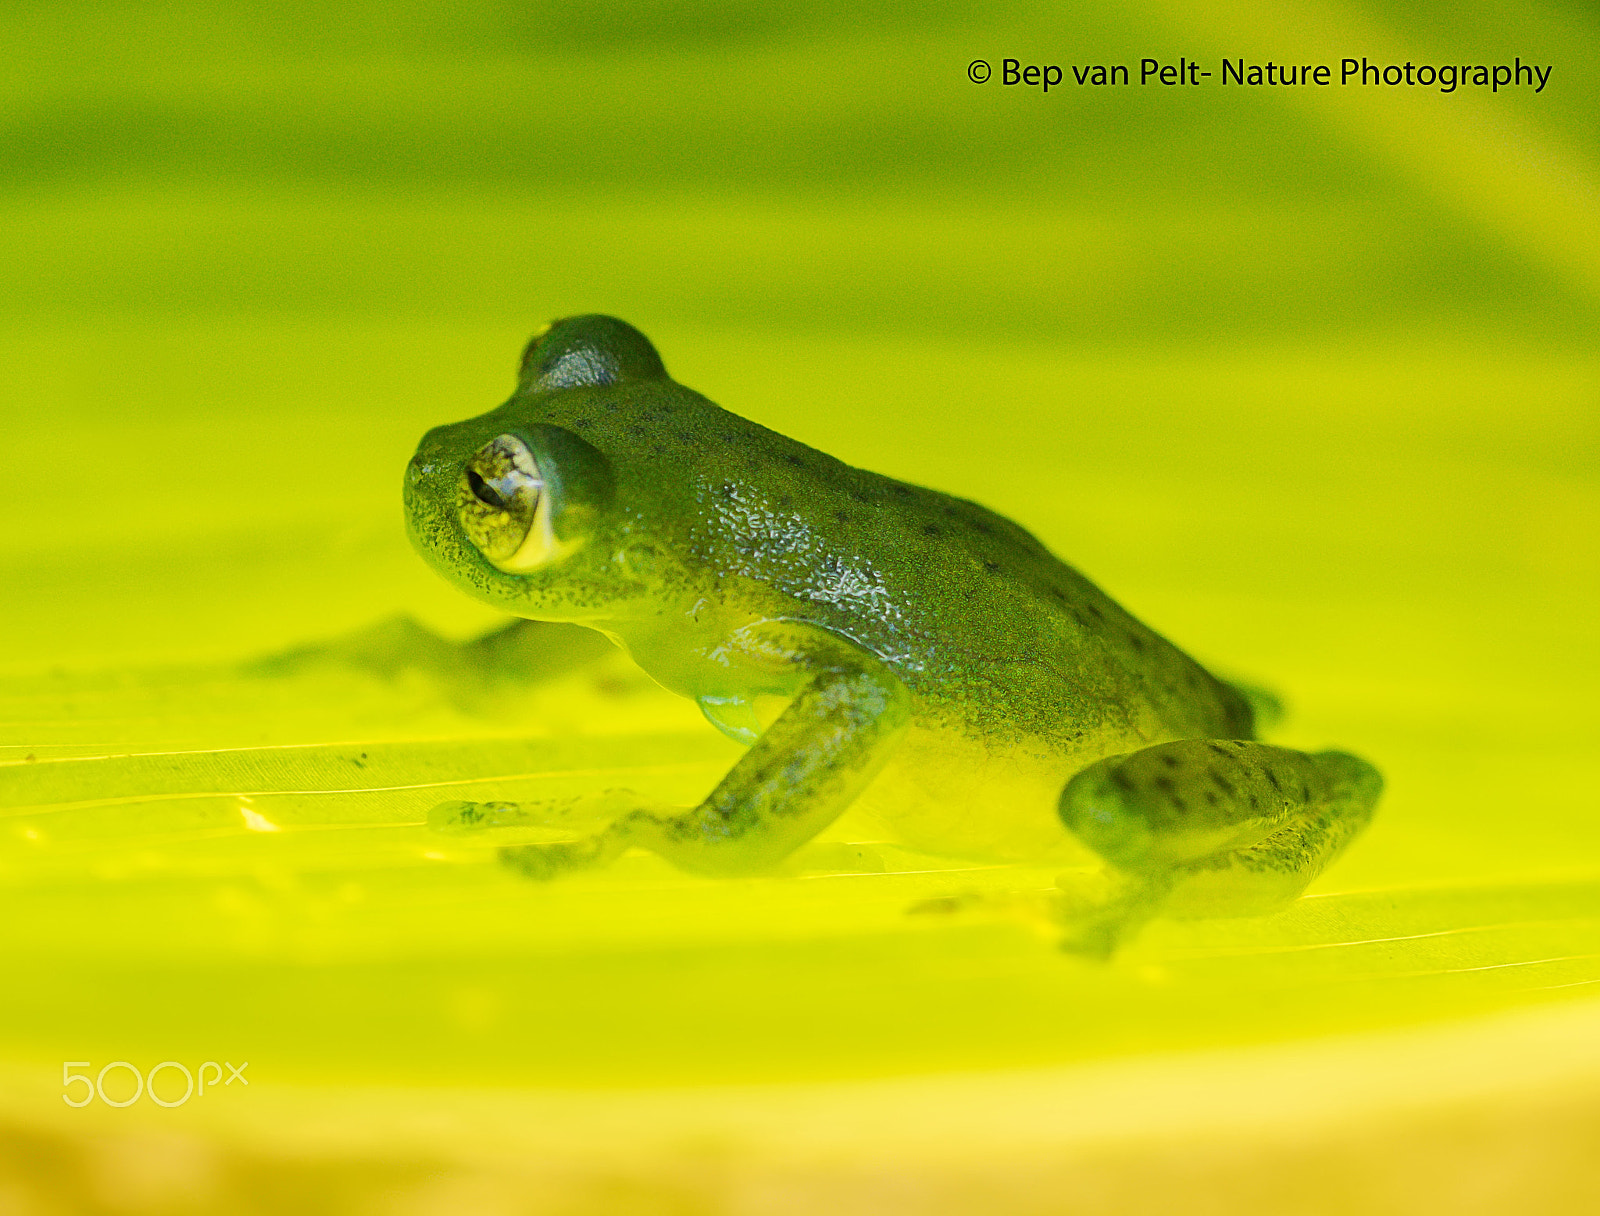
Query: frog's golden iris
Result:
<box><xmin>457</xmin><ymin>434</ymin><xmax>574</xmax><ymax>573</ymax></box>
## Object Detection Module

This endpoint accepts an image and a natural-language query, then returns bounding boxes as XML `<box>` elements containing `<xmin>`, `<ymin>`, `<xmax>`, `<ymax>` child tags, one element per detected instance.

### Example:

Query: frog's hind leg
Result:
<box><xmin>1056</xmin><ymin>740</ymin><xmax>1382</xmax><ymax>951</ymax></box>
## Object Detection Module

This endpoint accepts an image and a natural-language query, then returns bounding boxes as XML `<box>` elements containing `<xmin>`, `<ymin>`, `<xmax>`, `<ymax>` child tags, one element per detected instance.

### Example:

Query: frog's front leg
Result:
<box><xmin>1056</xmin><ymin>740</ymin><xmax>1382</xmax><ymax>954</ymax></box>
<box><xmin>498</xmin><ymin>625</ymin><xmax>912</xmax><ymax>879</ymax></box>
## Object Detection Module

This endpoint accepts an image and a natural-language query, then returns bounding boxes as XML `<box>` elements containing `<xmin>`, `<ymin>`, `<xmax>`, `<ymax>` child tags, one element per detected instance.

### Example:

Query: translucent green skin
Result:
<box><xmin>406</xmin><ymin>317</ymin><xmax>1374</xmax><ymax>888</ymax></box>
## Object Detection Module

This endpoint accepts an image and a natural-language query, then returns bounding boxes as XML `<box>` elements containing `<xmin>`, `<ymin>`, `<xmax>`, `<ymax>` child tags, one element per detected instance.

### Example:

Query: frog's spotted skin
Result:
<box><xmin>404</xmin><ymin>316</ymin><xmax>1382</xmax><ymax>947</ymax></box>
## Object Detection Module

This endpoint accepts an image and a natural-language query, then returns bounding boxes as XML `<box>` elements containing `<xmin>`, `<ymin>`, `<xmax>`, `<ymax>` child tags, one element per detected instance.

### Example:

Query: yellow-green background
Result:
<box><xmin>1</xmin><ymin>1</ymin><xmax>1597</xmax><ymax>1211</ymax></box>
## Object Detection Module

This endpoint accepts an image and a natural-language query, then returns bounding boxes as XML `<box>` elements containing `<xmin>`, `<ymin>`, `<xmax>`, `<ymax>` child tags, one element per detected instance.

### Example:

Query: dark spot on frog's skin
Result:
<box><xmin>921</xmin><ymin>524</ymin><xmax>940</xmax><ymax>537</ymax></box>
<box><xmin>1265</xmin><ymin>769</ymin><xmax>1282</xmax><ymax>792</ymax></box>
<box><xmin>1126</xmin><ymin>632</ymin><xmax>1146</xmax><ymax>653</ymax></box>
<box><xmin>572</xmin><ymin>418</ymin><xmax>592</xmax><ymax>430</ymax></box>
<box><xmin>351</xmin><ymin>752</ymin><xmax>368</xmax><ymax>769</ymax></box>
<box><xmin>1207</xmin><ymin>743</ymin><xmax>1233</xmax><ymax>759</ymax></box>
<box><xmin>891</xmin><ymin>485</ymin><xmax>913</xmax><ymax>498</ymax></box>
<box><xmin>1111</xmin><ymin>768</ymin><xmax>1134</xmax><ymax>793</ymax></box>
<box><xmin>783</xmin><ymin>454</ymin><xmax>805</xmax><ymax>467</ymax></box>
<box><xmin>722</xmin><ymin>433</ymin><xmax>739</xmax><ymax>445</ymax></box>
<box><xmin>1161</xmin><ymin>753</ymin><xmax>1180</xmax><ymax>769</ymax></box>
<box><xmin>1210</xmin><ymin>768</ymin><xmax>1237</xmax><ymax>798</ymax></box>
<box><xmin>969</xmin><ymin>520</ymin><xmax>994</xmax><ymax>536</ymax></box>
<box><xmin>1249</xmin><ymin>793</ymin><xmax>1261</xmax><ymax>811</ymax></box>
<box><xmin>1204</xmin><ymin>790</ymin><xmax>1219</xmax><ymax>806</ymax></box>
<box><xmin>983</xmin><ymin>560</ymin><xmax>1002</xmax><ymax>573</ymax></box>
<box><xmin>835</xmin><ymin>511</ymin><xmax>853</xmax><ymax>525</ymax></box>
<box><xmin>1154</xmin><ymin>775</ymin><xmax>1175</xmax><ymax>794</ymax></box>
<box><xmin>1085</xmin><ymin>603</ymin><xmax>1105</xmax><ymax>621</ymax></box>
<box><xmin>1171</xmin><ymin>797</ymin><xmax>1189</xmax><ymax>814</ymax></box>
<box><xmin>1301</xmin><ymin>782</ymin><xmax>1312</xmax><ymax>802</ymax></box>
<box><xmin>851</xmin><ymin>490</ymin><xmax>873</xmax><ymax>505</ymax></box>
<box><xmin>651</xmin><ymin>443</ymin><xmax>667</xmax><ymax>456</ymax></box>
<box><xmin>627</xmin><ymin>424</ymin><xmax>646</xmax><ymax>437</ymax></box>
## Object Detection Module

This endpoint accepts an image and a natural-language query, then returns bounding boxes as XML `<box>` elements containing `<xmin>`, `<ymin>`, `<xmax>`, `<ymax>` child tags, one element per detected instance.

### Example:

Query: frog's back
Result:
<box><xmin>509</xmin><ymin>375</ymin><xmax>1251</xmax><ymax>752</ymax></box>
<box><xmin>794</xmin><ymin>464</ymin><xmax>1255</xmax><ymax>752</ymax></box>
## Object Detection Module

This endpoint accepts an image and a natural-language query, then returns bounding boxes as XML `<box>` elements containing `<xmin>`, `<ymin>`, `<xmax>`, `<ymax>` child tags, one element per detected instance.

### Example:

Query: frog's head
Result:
<box><xmin>404</xmin><ymin>315</ymin><xmax>673</xmax><ymax>621</ymax></box>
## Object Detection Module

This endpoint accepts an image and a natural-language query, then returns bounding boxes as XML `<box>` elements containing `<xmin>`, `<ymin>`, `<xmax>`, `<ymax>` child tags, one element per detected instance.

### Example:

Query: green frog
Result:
<box><xmin>404</xmin><ymin>316</ymin><xmax>1381</xmax><ymax>949</ymax></box>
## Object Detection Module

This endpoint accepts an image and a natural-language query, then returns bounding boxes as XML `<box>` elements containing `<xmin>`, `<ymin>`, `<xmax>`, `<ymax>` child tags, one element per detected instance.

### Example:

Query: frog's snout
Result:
<box><xmin>405</xmin><ymin>429</ymin><xmax>456</xmax><ymax>500</ymax></box>
<box><xmin>403</xmin><ymin>451</ymin><xmax>435</xmax><ymax>513</ymax></box>
<box><xmin>405</xmin><ymin>451</ymin><xmax>427</xmax><ymax>488</ymax></box>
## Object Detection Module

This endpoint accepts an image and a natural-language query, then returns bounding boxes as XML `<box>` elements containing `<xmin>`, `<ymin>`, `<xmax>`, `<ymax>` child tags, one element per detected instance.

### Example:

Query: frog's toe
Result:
<box><xmin>428</xmin><ymin>800</ymin><xmax>499</xmax><ymax>834</ymax></box>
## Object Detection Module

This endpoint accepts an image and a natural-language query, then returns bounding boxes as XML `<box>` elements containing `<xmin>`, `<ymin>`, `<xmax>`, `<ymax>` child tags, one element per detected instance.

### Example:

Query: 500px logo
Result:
<box><xmin>62</xmin><ymin>1060</ymin><xmax>249</xmax><ymax>1108</ymax></box>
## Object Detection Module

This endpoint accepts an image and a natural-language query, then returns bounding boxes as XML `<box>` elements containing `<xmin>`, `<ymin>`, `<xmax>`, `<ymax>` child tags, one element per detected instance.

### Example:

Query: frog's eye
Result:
<box><xmin>457</xmin><ymin>434</ymin><xmax>573</xmax><ymax>571</ymax></box>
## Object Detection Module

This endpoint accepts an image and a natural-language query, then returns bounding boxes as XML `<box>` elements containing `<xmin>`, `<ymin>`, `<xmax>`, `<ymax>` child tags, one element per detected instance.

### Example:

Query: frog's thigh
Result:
<box><xmin>503</xmin><ymin>661</ymin><xmax>911</xmax><ymax>879</ymax></box>
<box><xmin>857</xmin><ymin>731</ymin><xmax>1090</xmax><ymax>863</ymax></box>
<box><xmin>1059</xmin><ymin>740</ymin><xmax>1382</xmax><ymax>914</ymax></box>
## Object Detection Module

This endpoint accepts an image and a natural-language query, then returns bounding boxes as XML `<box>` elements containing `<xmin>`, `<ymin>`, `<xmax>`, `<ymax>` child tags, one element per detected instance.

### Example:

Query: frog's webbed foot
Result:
<box><xmin>428</xmin><ymin>789</ymin><xmax>659</xmax><ymax>836</ymax></box>
<box><xmin>902</xmin><ymin>874</ymin><xmax>1162</xmax><ymax>960</ymax></box>
<box><xmin>1057</xmin><ymin>739</ymin><xmax>1383</xmax><ymax>943</ymax></box>
<box><xmin>493</xmin><ymin>803</ymin><xmax>696</xmax><ymax>881</ymax></box>
<box><xmin>1050</xmin><ymin>872</ymin><xmax>1172</xmax><ymax>960</ymax></box>
<box><xmin>426</xmin><ymin>790</ymin><xmax>678</xmax><ymax>880</ymax></box>
<box><xmin>494</xmin><ymin>807</ymin><xmax>889</xmax><ymax>882</ymax></box>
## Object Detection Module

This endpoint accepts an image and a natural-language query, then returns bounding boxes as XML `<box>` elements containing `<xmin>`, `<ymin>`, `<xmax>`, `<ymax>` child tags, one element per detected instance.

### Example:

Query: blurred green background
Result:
<box><xmin>1</xmin><ymin>0</ymin><xmax>1598</xmax><ymax>1210</ymax></box>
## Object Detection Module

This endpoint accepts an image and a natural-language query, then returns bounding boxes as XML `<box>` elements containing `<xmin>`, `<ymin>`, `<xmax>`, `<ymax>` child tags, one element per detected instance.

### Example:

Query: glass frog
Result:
<box><xmin>404</xmin><ymin>316</ymin><xmax>1382</xmax><ymax>951</ymax></box>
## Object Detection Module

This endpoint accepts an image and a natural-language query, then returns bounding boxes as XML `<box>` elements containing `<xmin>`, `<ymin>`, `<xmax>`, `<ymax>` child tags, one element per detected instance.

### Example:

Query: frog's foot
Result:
<box><xmin>903</xmin><ymin>876</ymin><xmax>1163</xmax><ymax>960</ymax></box>
<box><xmin>428</xmin><ymin>789</ymin><xmax>657</xmax><ymax>836</ymax></box>
<box><xmin>1050</xmin><ymin>872</ymin><xmax>1174</xmax><ymax>960</ymax></box>
<box><xmin>492</xmin><ymin>804</ymin><xmax>738</xmax><ymax>881</ymax></box>
<box><xmin>1059</xmin><ymin>740</ymin><xmax>1383</xmax><ymax>934</ymax></box>
<box><xmin>483</xmin><ymin>801</ymin><xmax>885</xmax><ymax>882</ymax></box>
<box><xmin>425</xmin><ymin>790</ymin><xmax>680</xmax><ymax>880</ymax></box>
<box><xmin>492</xmin><ymin>797</ymin><xmax>861</xmax><ymax>882</ymax></box>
